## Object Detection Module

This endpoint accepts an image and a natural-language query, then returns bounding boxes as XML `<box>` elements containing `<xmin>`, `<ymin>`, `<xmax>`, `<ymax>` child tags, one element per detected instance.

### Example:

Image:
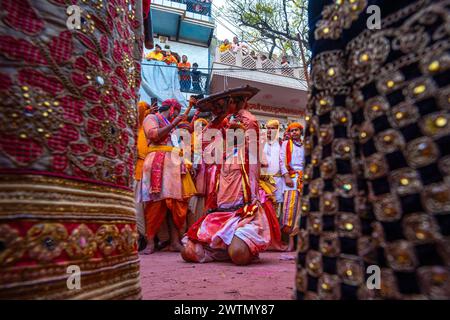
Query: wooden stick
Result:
<box><xmin>183</xmin><ymin>96</ymin><xmax>199</xmax><ymax>117</ymax></box>
<box><xmin>183</xmin><ymin>101</ymin><xmax>195</xmax><ymax>117</ymax></box>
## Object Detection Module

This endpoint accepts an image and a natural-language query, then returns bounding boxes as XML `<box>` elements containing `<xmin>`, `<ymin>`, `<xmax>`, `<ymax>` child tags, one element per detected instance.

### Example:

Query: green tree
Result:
<box><xmin>217</xmin><ymin>0</ymin><xmax>309</xmax><ymax>62</ymax></box>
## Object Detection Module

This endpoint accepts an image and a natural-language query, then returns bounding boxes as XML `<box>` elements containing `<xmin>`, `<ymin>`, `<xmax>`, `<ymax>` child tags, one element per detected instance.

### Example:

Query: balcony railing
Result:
<box><xmin>179</xmin><ymin>70</ymin><xmax>210</xmax><ymax>95</ymax></box>
<box><xmin>185</xmin><ymin>0</ymin><xmax>212</xmax><ymax>17</ymax></box>
<box><xmin>214</xmin><ymin>47</ymin><xmax>306</xmax><ymax>80</ymax></box>
<box><xmin>155</xmin><ymin>0</ymin><xmax>212</xmax><ymax>17</ymax></box>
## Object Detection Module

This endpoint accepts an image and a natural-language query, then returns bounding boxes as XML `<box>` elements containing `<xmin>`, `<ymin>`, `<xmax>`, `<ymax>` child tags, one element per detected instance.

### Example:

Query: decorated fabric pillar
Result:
<box><xmin>0</xmin><ymin>0</ymin><xmax>143</xmax><ymax>299</ymax></box>
<box><xmin>297</xmin><ymin>0</ymin><xmax>450</xmax><ymax>299</ymax></box>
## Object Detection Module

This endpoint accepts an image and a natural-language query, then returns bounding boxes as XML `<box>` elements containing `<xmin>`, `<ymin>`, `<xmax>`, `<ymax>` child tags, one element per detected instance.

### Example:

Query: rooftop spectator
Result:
<box><xmin>281</xmin><ymin>56</ymin><xmax>290</xmax><ymax>67</ymax></box>
<box><xmin>281</xmin><ymin>55</ymin><xmax>294</xmax><ymax>76</ymax></box>
<box><xmin>178</xmin><ymin>55</ymin><xmax>192</xmax><ymax>92</ymax></box>
<box><xmin>219</xmin><ymin>39</ymin><xmax>231</xmax><ymax>53</ymax></box>
<box><xmin>231</xmin><ymin>36</ymin><xmax>248</xmax><ymax>53</ymax></box>
<box><xmin>191</xmin><ymin>63</ymin><xmax>202</xmax><ymax>93</ymax></box>
<box><xmin>146</xmin><ymin>44</ymin><xmax>164</xmax><ymax>61</ymax></box>
<box><xmin>173</xmin><ymin>52</ymin><xmax>181</xmax><ymax>64</ymax></box>
<box><xmin>163</xmin><ymin>49</ymin><xmax>178</xmax><ymax>65</ymax></box>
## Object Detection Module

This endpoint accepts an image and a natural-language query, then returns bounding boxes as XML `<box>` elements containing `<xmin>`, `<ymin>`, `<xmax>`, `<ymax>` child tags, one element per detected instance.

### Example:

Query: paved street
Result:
<box><xmin>139</xmin><ymin>252</ymin><xmax>297</xmax><ymax>300</ymax></box>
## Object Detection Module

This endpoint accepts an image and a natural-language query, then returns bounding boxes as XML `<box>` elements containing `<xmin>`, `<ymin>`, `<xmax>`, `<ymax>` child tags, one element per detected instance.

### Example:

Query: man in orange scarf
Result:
<box><xmin>279</xmin><ymin>122</ymin><xmax>305</xmax><ymax>251</ymax></box>
<box><xmin>163</xmin><ymin>49</ymin><xmax>178</xmax><ymax>65</ymax></box>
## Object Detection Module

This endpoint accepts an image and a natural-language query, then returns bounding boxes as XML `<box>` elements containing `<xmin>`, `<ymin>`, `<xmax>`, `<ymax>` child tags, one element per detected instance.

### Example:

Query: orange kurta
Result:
<box><xmin>164</xmin><ymin>54</ymin><xmax>178</xmax><ymax>65</ymax></box>
<box><xmin>140</xmin><ymin>113</ymin><xmax>193</xmax><ymax>238</ymax></box>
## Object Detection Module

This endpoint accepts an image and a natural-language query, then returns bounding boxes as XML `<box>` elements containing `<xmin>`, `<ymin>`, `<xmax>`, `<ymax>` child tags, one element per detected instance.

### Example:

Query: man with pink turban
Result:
<box><xmin>140</xmin><ymin>98</ymin><xmax>189</xmax><ymax>254</ymax></box>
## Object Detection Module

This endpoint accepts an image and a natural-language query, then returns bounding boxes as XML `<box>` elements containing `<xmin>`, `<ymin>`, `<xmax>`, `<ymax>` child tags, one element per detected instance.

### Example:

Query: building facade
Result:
<box><xmin>145</xmin><ymin>0</ymin><xmax>308</xmax><ymax>128</ymax></box>
<box><xmin>210</xmin><ymin>47</ymin><xmax>308</xmax><ymax>130</ymax></box>
<box><xmin>143</xmin><ymin>0</ymin><xmax>215</xmax><ymax>101</ymax></box>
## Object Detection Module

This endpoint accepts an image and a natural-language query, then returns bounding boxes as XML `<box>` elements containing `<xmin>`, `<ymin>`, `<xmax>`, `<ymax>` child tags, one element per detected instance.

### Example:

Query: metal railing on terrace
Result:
<box><xmin>153</xmin><ymin>0</ymin><xmax>212</xmax><ymax>17</ymax></box>
<box><xmin>214</xmin><ymin>47</ymin><xmax>306</xmax><ymax>80</ymax></box>
<box><xmin>179</xmin><ymin>70</ymin><xmax>210</xmax><ymax>95</ymax></box>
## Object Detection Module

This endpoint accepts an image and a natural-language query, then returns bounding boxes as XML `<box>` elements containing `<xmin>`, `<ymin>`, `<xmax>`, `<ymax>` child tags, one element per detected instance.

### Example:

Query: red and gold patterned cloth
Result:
<box><xmin>184</xmin><ymin>108</ymin><xmax>277</xmax><ymax>259</ymax></box>
<box><xmin>0</xmin><ymin>0</ymin><xmax>143</xmax><ymax>299</ymax></box>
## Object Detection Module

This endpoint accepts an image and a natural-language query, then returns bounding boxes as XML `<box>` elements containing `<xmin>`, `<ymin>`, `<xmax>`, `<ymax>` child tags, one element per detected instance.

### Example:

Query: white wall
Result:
<box><xmin>143</xmin><ymin>40</ymin><xmax>210</xmax><ymax>69</ymax></box>
<box><xmin>252</xmin><ymin>112</ymin><xmax>303</xmax><ymax>127</ymax></box>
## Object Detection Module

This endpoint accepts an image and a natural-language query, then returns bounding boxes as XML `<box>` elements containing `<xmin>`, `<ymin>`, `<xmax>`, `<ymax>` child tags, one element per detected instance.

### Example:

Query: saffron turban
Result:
<box><xmin>287</xmin><ymin>122</ymin><xmax>304</xmax><ymax>132</ymax></box>
<box><xmin>266</xmin><ymin>119</ymin><xmax>280</xmax><ymax>142</ymax></box>
<box><xmin>266</xmin><ymin>119</ymin><xmax>280</xmax><ymax>127</ymax></box>
<box><xmin>137</xmin><ymin>101</ymin><xmax>150</xmax><ymax>127</ymax></box>
<box><xmin>195</xmin><ymin>118</ymin><xmax>209</xmax><ymax>126</ymax></box>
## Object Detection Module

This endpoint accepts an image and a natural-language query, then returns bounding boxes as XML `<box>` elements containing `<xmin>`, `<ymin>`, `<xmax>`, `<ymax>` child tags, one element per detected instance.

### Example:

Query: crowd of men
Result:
<box><xmin>219</xmin><ymin>37</ymin><xmax>292</xmax><ymax>69</ymax></box>
<box><xmin>144</xmin><ymin>37</ymin><xmax>296</xmax><ymax>94</ymax></box>
<box><xmin>145</xmin><ymin>44</ymin><xmax>204</xmax><ymax>93</ymax></box>
<box><xmin>135</xmin><ymin>86</ymin><xmax>305</xmax><ymax>264</ymax></box>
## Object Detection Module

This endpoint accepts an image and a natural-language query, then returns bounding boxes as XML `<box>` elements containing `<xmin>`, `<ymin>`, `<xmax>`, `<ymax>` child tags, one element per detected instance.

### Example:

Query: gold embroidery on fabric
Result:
<box><xmin>0</xmin><ymin>222</ymin><xmax>138</xmax><ymax>266</ymax></box>
<box><xmin>66</xmin><ymin>224</ymin><xmax>97</xmax><ymax>259</ymax></box>
<box><xmin>315</xmin><ymin>0</ymin><xmax>368</xmax><ymax>40</ymax></box>
<box><xmin>0</xmin><ymin>225</ymin><xmax>26</xmax><ymax>266</ymax></box>
<box><xmin>96</xmin><ymin>224</ymin><xmax>121</xmax><ymax>256</ymax></box>
<box><xmin>0</xmin><ymin>175</ymin><xmax>134</xmax><ymax>197</ymax></box>
<box><xmin>417</xmin><ymin>266</ymin><xmax>450</xmax><ymax>299</ymax></box>
<box><xmin>26</xmin><ymin>223</ymin><xmax>69</xmax><ymax>262</ymax></box>
<box><xmin>0</xmin><ymin>261</ymin><xmax>141</xmax><ymax>299</ymax></box>
<box><xmin>318</xmin><ymin>273</ymin><xmax>341</xmax><ymax>299</ymax></box>
<box><xmin>118</xmin><ymin>224</ymin><xmax>139</xmax><ymax>254</ymax></box>
<box><xmin>337</xmin><ymin>257</ymin><xmax>364</xmax><ymax>286</ymax></box>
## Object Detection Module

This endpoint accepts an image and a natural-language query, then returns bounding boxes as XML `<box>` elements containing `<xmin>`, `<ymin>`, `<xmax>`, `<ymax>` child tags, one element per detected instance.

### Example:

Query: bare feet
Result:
<box><xmin>158</xmin><ymin>240</ymin><xmax>170</xmax><ymax>251</ymax></box>
<box><xmin>141</xmin><ymin>239</ymin><xmax>155</xmax><ymax>255</ymax></box>
<box><xmin>290</xmin><ymin>227</ymin><xmax>300</xmax><ymax>237</ymax></box>
<box><xmin>286</xmin><ymin>237</ymin><xmax>295</xmax><ymax>252</ymax></box>
<box><xmin>169</xmin><ymin>241</ymin><xmax>184</xmax><ymax>252</ymax></box>
<box><xmin>267</xmin><ymin>243</ymin><xmax>289</xmax><ymax>252</ymax></box>
<box><xmin>167</xmin><ymin>215</ymin><xmax>184</xmax><ymax>252</ymax></box>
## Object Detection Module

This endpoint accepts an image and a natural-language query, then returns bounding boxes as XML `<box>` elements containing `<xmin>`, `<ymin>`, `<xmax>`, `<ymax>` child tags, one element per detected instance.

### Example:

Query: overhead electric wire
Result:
<box><xmin>209</xmin><ymin>3</ymin><xmax>308</xmax><ymax>87</ymax></box>
<box><xmin>211</xmin><ymin>3</ymin><xmax>276</xmax><ymax>50</ymax></box>
<box><xmin>212</xmin><ymin>16</ymin><xmax>265</xmax><ymax>53</ymax></box>
<box><xmin>140</xmin><ymin>62</ymin><xmax>304</xmax><ymax>71</ymax></box>
<box><xmin>140</xmin><ymin>62</ymin><xmax>308</xmax><ymax>86</ymax></box>
<box><xmin>211</xmin><ymin>12</ymin><xmax>261</xmax><ymax>53</ymax></box>
<box><xmin>142</xmin><ymin>3</ymin><xmax>308</xmax><ymax>86</ymax></box>
<box><xmin>212</xmin><ymin>1</ymin><xmax>290</xmax><ymax>50</ymax></box>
